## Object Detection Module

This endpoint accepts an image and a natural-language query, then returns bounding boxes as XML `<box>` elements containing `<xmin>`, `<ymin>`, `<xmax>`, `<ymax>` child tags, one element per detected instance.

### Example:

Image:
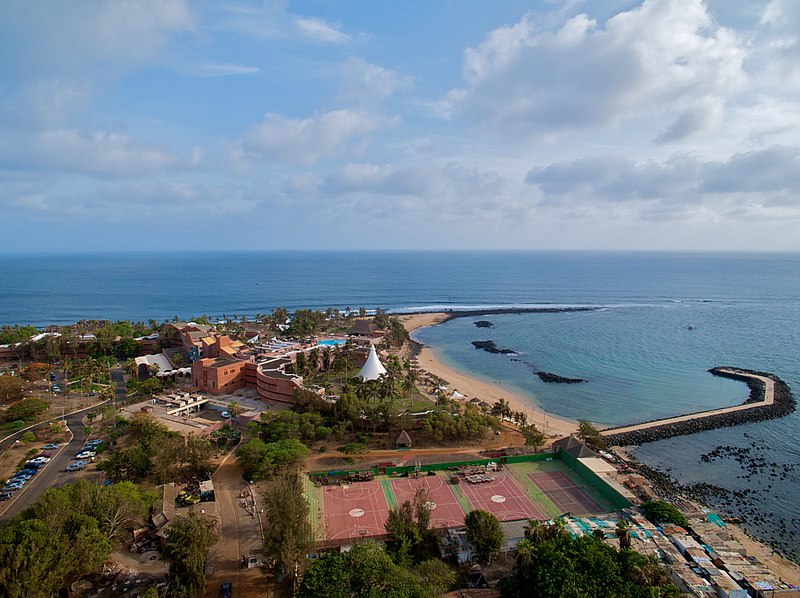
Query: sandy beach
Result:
<box><xmin>399</xmin><ymin>313</ymin><xmax>577</xmax><ymax>438</ymax></box>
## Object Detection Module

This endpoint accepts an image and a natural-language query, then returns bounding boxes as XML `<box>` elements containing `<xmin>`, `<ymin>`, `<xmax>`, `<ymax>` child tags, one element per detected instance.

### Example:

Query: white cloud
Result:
<box><xmin>0</xmin><ymin>0</ymin><xmax>194</xmax><ymax>77</ymax></box>
<box><xmin>321</xmin><ymin>162</ymin><xmax>505</xmax><ymax>200</ymax></box>
<box><xmin>240</xmin><ymin>110</ymin><xmax>398</xmax><ymax>163</ymax></box>
<box><xmin>200</xmin><ymin>64</ymin><xmax>261</xmax><ymax>76</ymax></box>
<box><xmin>294</xmin><ymin>16</ymin><xmax>350</xmax><ymax>44</ymax></box>
<box><xmin>452</xmin><ymin>0</ymin><xmax>747</xmax><ymax>142</ymax></box>
<box><xmin>338</xmin><ymin>58</ymin><xmax>412</xmax><ymax>103</ymax></box>
<box><xmin>526</xmin><ymin>145</ymin><xmax>800</xmax><ymax>209</ymax></box>
<box><xmin>0</xmin><ymin>129</ymin><xmax>180</xmax><ymax>177</ymax></box>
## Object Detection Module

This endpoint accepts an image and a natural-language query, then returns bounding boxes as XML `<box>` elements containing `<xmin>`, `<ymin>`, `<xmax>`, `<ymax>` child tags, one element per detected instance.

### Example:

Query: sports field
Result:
<box><xmin>306</xmin><ymin>455</ymin><xmax>620</xmax><ymax>542</ymax></box>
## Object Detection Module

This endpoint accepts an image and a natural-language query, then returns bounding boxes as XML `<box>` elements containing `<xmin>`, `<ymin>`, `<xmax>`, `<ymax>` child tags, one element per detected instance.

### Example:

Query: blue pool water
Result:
<box><xmin>317</xmin><ymin>339</ymin><xmax>347</xmax><ymax>347</ymax></box>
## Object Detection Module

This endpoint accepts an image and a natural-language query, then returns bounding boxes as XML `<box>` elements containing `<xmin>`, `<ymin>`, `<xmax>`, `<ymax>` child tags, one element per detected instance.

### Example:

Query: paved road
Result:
<box><xmin>0</xmin><ymin>406</ymin><xmax>98</xmax><ymax>521</ymax></box>
<box><xmin>0</xmin><ymin>367</ymin><xmax>126</xmax><ymax>521</ymax></box>
<box><xmin>601</xmin><ymin>369</ymin><xmax>775</xmax><ymax>436</ymax></box>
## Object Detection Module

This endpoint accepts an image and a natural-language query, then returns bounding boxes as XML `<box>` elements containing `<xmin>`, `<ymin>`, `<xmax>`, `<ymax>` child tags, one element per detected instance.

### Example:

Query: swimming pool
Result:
<box><xmin>317</xmin><ymin>339</ymin><xmax>347</xmax><ymax>347</ymax></box>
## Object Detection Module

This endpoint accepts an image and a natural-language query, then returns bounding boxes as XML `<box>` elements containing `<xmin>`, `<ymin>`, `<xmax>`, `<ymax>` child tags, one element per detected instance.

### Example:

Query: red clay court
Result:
<box><xmin>390</xmin><ymin>475</ymin><xmax>466</xmax><ymax>530</ymax></box>
<box><xmin>529</xmin><ymin>470</ymin><xmax>603</xmax><ymax>516</ymax></box>
<box><xmin>459</xmin><ymin>472</ymin><xmax>545</xmax><ymax>522</ymax></box>
<box><xmin>322</xmin><ymin>481</ymin><xmax>390</xmax><ymax>541</ymax></box>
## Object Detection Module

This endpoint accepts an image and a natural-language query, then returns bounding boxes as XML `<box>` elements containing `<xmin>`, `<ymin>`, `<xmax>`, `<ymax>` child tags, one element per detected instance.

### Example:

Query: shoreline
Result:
<box><xmin>399</xmin><ymin>313</ymin><xmax>577</xmax><ymax>438</ymax></box>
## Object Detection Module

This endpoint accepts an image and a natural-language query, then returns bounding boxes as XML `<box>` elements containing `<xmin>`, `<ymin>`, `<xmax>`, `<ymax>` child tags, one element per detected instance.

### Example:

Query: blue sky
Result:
<box><xmin>1</xmin><ymin>0</ymin><xmax>799</xmax><ymax>252</ymax></box>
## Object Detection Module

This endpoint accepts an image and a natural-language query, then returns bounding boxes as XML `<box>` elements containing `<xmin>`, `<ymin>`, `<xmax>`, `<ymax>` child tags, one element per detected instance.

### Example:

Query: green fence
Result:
<box><xmin>558</xmin><ymin>448</ymin><xmax>631</xmax><ymax>510</ymax></box>
<box><xmin>308</xmin><ymin>451</ymin><xmax>630</xmax><ymax>511</ymax></box>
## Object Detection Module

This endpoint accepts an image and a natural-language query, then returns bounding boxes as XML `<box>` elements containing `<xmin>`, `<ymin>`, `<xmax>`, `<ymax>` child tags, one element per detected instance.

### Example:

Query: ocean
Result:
<box><xmin>1</xmin><ymin>251</ymin><xmax>799</xmax><ymax>556</ymax></box>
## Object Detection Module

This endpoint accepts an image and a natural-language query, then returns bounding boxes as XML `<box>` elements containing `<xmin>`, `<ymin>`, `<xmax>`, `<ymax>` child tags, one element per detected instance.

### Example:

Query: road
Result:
<box><xmin>0</xmin><ymin>406</ymin><xmax>95</xmax><ymax>520</ymax></box>
<box><xmin>0</xmin><ymin>367</ymin><xmax>126</xmax><ymax>521</ymax></box>
<box><xmin>204</xmin><ymin>457</ymin><xmax>268</xmax><ymax>597</ymax></box>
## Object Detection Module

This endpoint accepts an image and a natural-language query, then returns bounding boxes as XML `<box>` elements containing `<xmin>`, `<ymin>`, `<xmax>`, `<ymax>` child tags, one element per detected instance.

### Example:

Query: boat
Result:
<box><xmin>687</xmin><ymin>324</ymin><xmax>695</xmax><ymax>330</ymax></box>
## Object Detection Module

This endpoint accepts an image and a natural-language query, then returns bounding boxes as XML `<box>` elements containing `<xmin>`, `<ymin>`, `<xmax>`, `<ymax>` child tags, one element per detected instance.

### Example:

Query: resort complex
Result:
<box><xmin>1</xmin><ymin>309</ymin><xmax>798</xmax><ymax>598</ymax></box>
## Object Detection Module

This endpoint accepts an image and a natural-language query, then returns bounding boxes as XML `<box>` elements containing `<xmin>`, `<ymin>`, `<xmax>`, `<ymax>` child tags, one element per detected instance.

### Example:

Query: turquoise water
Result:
<box><xmin>317</xmin><ymin>339</ymin><xmax>347</xmax><ymax>347</ymax></box>
<box><xmin>1</xmin><ymin>250</ymin><xmax>798</xmax><ymax>556</ymax></box>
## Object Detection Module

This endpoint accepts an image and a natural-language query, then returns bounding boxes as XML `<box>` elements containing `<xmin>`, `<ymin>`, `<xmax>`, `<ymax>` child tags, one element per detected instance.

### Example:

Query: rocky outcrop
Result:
<box><xmin>474</xmin><ymin>320</ymin><xmax>493</xmax><ymax>328</ymax></box>
<box><xmin>471</xmin><ymin>340</ymin><xmax>515</xmax><ymax>354</ymax></box>
<box><xmin>604</xmin><ymin>368</ymin><xmax>795</xmax><ymax>447</ymax></box>
<box><xmin>535</xmin><ymin>371</ymin><xmax>587</xmax><ymax>384</ymax></box>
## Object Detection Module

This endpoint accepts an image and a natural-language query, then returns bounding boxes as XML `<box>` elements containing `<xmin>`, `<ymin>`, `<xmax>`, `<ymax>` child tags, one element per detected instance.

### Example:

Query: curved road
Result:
<box><xmin>0</xmin><ymin>366</ymin><xmax>127</xmax><ymax>522</ymax></box>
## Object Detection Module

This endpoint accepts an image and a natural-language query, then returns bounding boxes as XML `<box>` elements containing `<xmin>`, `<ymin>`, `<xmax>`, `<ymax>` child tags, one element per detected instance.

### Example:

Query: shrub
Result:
<box><xmin>20</xmin><ymin>431</ymin><xmax>35</xmax><ymax>442</ymax></box>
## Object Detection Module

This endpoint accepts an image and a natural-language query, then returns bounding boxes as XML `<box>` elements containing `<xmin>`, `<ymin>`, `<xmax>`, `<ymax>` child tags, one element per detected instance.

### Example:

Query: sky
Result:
<box><xmin>1</xmin><ymin>0</ymin><xmax>799</xmax><ymax>252</ymax></box>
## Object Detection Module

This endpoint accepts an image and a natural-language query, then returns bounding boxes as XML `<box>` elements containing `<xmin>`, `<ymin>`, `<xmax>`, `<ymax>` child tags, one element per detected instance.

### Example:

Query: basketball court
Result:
<box><xmin>322</xmin><ymin>480</ymin><xmax>391</xmax><ymax>541</ymax></box>
<box><xmin>528</xmin><ymin>470</ymin><xmax>604</xmax><ymax>516</ymax></box>
<box><xmin>458</xmin><ymin>471</ymin><xmax>546</xmax><ymax>522</ymax></box>
<box><xmin>390</xmin><ymin>475</ymin><xmax>467</xmax><ymax>529</ymax></box>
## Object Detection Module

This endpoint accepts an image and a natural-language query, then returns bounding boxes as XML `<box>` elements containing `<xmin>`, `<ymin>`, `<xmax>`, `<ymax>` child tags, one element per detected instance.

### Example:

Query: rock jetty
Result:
<box><xmin>474</xmin><ymin>320</ymin><xmax>493</xmax><ymax>328</ymax></box>
<box><xmin>603</xmin><ymin>367</ymin><xmax>795</xmax><ymax>447</ymax></box>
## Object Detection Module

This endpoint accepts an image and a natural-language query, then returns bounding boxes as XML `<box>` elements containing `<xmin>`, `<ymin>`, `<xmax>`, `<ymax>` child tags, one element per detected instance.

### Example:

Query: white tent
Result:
<box><xmin>356</xmin><ymin>345</ymin><xmax>387</xmax><ymax>381</ymax></box>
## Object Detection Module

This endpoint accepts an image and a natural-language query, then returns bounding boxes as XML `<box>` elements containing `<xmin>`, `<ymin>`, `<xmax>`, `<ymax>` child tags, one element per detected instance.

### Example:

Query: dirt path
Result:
<box><xmin>600</xmin><ymin>369</ymin><xmax>774</xmax><ymax>436</ymax></box>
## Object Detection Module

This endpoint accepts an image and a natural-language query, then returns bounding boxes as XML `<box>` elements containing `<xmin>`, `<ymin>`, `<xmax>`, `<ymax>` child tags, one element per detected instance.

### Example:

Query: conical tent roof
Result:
<box><xmin>356</xmin><ymin>344</ymin><xmax>387</xmax><ymax>381</ymax></box>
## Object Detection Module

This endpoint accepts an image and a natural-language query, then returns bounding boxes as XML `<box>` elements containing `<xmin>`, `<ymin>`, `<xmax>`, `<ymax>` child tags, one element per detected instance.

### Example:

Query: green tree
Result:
<box><xmin>416</xmin><ymin>559</ymin><xmax>456</xmax><ymax>596</ymax></box>
<box><xmin>521</xmin><ymin>424</ymin><xmax>546</xmax><ymax>450</ymax></box>
<box><xmin>262</xmin><ymin>474</ymin><xmax>313</xmax><ymax>593</ymax></box>
<box><xmin>0</xmin><ymin>375</ymin><xmax>29</xmax><ymax>402</ymax></box>
<box><xmin>577</xmin><ymin>419</ymin><xmax>607</xmax><ymax>449</ymax></box>
<box><xmin>235</xmin><ymin>437</ymin><xmax>310</xmax><ymax>480</ymax></box>
<box><xmin>465</xmin><ymin>510</ymin><xmax>503</xmax><ymax>563</ymax></box>
<box><xmin>384</xmin><ymin>488</ymin><xmax>434</xmax><ymax>566</ymax></box>
<box><xmin>161</xmin><ymin>512</ymin><xmax>218</xmax><ymax>598</ymax></box>
<box><xmin>640</xmin><ymin>500</ymin><xmax>689</xmax><ymax>528</ymax></box>
<box><xmin>2</xmin><ymin>398</ymin><xmax>48</xmax><ymax>423</ymax></box>
<box><xmin>500</xmin><ymin>518</ymin><xmax>679</xmax><ymax>598</ymax></box>
<box><xmin>299</xmin><ymin>551</ymin><xmax>350</xmax><ymax>597</ymax></box>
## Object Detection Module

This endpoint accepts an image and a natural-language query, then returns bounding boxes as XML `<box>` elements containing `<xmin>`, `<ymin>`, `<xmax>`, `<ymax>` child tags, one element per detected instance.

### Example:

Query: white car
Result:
<box><xmin>76</xmin><ymin>451</ymin><xmax>96</xmax><ymax>459</ymax></box>
<box><xmin>29</xmin><ymin>456</ymin><xmax>50</xmax><ymax>464</ymax></box>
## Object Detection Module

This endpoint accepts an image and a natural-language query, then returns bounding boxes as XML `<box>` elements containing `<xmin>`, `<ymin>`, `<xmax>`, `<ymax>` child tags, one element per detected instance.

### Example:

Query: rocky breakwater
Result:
<box><xmin>603</xmin><ymin>367</ymin><xmax>795</xmax><ymax>447</ymax></box>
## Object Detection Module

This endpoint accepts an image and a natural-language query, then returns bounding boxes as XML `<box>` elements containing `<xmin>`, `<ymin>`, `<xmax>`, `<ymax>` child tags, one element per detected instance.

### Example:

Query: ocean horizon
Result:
<box><xmin>1</xmin><ymin>250</ymin><xmax>799</xmax><ymax>558</ymax></box>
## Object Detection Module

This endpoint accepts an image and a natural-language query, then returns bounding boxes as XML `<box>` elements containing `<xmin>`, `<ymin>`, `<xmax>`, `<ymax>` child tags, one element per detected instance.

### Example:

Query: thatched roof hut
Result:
<box><xmin>396</xmin><ymin>429</ymin><xmax>412</xmax><ymax>448</ymax></box>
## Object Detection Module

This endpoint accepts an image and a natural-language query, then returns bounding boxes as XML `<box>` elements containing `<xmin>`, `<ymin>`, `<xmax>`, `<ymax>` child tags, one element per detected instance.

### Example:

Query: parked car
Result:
<box><xmin>24</xmin><ymin>461</ymin><xmax>43</xmax><ymax>469</ymax></box>
<box><xmin>3</xmin><ymin>481</ymin><xmax>24</xmax><ymax>491</ymax></box>
<box><xmin>76</xmin><ymin>451</ymin><xmax>96</xmax><ymax>459</ymax></box>
<box><xmin>42</xmin><ymin>443</ymin><xmax>60</xmax><ymax>450</ymax></box>
<box><xmin>19</xmin><ymin>468</ymin><xmax>38</xmax><ymax>476</ymax></box>
<box><xmin>0</xmin><ymin>491</ymin><xmax>12</xmax><ymax>501</ymax></box>
<box><xmin>29</xmin><ymin>456</ymin><xmax>50</xmax><ymax>464</ymax></box>
<box><xmin>36</xmin><ymin>452</ymin><xmax>52</xmax><ymax>458</ymax></box>
<box><xmin>50</xmin><ymin>372</ymin><xmax>57</xmax><ymax>381</ymax></box>
<box><xmin>66</xmin><ymin>461</ymin><xmax>87</xmax><ymax>472</ymax></box>
<box><xmin>86</xmin><ymin>439</ymin><xmax>103</xmax><ymax>446</ymax></box>
<box><xmin>220</xmin><ymin>581</ymin><xmax>232</xmax><ymax>598</ymax></box>
<box><xmin>12</xmin><ymin>472</ymin><xmax>32</xmax><ymax>481</ymax></box>
<box><xmin>52</xmin><ymin>385</ymin><xmax>61</xmax><ymax>392</ymax></box>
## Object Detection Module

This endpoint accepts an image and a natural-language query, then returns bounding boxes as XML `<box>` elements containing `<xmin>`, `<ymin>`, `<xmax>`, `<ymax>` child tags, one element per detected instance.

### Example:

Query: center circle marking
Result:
<box><xmin>349</xmin><ymin>508</ymin><xmax>365</xmax><ymax>517</ymax></box>
<box><xmin>491</xmin><ymin>495</ymin><xmax>506</xmax><ymax>503</ymax></box>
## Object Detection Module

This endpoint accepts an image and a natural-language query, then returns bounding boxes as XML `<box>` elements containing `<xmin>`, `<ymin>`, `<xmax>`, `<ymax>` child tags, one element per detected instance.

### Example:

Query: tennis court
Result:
<box><xmin>390</xmin><ymin>475</ymin><xmax>467</xmax><ymax>529</ymax></box>
<box><xmin>322</xmin><ymin>481</ymin><xmax>391</xmax><ymax>540</ymax></box>
<box><xmin>528</xmin><ymin>470</ymin><xmax>604</xmax><ymax>516</ymax></box>
<box><xmin>459</xmin><ymin>471</ymin><xmax>545</xmax><ymax>521</ymax></box>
